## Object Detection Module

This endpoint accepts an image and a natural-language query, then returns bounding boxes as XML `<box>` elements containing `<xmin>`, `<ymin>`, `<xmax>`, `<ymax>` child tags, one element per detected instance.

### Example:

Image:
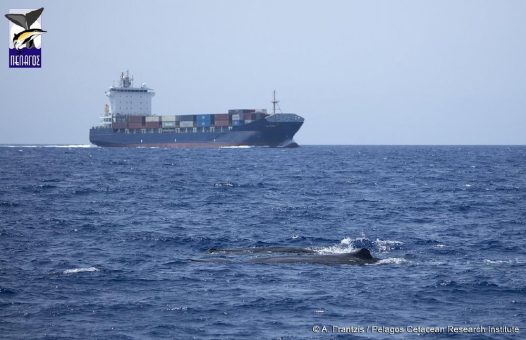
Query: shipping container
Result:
<box><xmin>214</xmin><ymin>114</ymin><xmax>229</xmax><ymax>120</ymax></box>
<box><xmin>145</xmin><ymin>122</ymin><xmax>161</xmax><ymax>129</ymax></box>
<box><xmin>112</xmin><ymin>122</ymin><xmax>127</xmax><ymax>129</ymax></box>
<box><xmin>128</xmin><ymin>116</ymin><xmax>145</xmax><ymax>123</ymax></box>
<box><xmin>179</xmin><ymin>115</ymin><xmax>194</xmax><ymax>122</ymax></box>
<box><xmin>161</xmin><ymin>115</ymin><xmax>176</xmax><ymax>122</ymax></box>
<box><xmin>196</xmin><ymin>116</ymin><xmax>212</xmax><ymax>124</ymax></box>
<box><xmin>243</xmin><ymin>113</ymin><xmax>254</xmax><ymax>120</ymax></box>
<box><xmin>114</xmin><ymin>115</ymin><xmax>128</xmax><ymax>123</ymax></box>
<box><xmin>231</xmin><ymin>114</ymin><xmax>241</xmax><ymax>121</ymax></box>
<box><xmin>196</xmin><ymin>121</ymin><xmax>211</xmax><ymax>127</ymax></box>
<box><xmin>161</xmin><ymin>121</ymin><xmax>176</xmax><ymax>128</ymax></box>
<box><xmin>145</xmin><ymin>116</ymin><xmax>160</xmax><ymax>122</ymax></box>
<box><xmin>179</xmin><ymin>120</ymin><xmax>194</xmax><ymax>128</ymax></box>
<box><xmin>232</xmin><ymin>120</ymin><xmax>244</xmax><ymax>126</ymax></box>
<box><xmin>128</xmin><ymin>123</ymin><xmax>144</xmax><ymax>129</ymax></box>
<box><xmin>214</xmin><ymin>120</ymin><xmax>229</xmax><ymax>127</ymax></box>
<box><xmin>228</xmin><ymin>109</ymin><xmax>256</xmax><ymax>114</ymax></box>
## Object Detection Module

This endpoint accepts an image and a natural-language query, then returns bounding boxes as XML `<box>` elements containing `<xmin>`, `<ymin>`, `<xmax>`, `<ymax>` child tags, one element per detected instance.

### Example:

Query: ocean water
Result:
<box><xmin>0</xmin><ymin>145</ymin><xmax>525</xmax><ymax>339</ymax></box>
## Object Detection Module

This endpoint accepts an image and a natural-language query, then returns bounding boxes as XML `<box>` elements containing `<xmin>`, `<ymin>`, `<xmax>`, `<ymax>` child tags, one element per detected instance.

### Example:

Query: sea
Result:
<box><xmin>0</xmin><ymin>145</ymin><xmax>525</xmax><ymax>339</ymax></box>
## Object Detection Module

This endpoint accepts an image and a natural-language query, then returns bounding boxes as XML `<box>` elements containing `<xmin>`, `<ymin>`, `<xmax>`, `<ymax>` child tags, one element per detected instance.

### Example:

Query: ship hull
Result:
<box><xmin>89</xmin><ymin>116</ymin><xmax>303</xmax><ymax>148</ymax></box>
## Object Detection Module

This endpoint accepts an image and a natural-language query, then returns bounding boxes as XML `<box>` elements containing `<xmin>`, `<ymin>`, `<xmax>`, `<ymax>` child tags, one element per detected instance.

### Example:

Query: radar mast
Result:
<box><xmin>272</xmin><ymin>90</ymin><xmax>281</xmax><ymax>114</ymax></box>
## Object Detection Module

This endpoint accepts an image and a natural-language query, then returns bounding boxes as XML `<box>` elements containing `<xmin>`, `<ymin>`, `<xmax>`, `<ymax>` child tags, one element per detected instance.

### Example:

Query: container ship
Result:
<box><xmin>89</xmin><ymin>72</ymin><xmax>304</xmax><ymax>148</ymax></box>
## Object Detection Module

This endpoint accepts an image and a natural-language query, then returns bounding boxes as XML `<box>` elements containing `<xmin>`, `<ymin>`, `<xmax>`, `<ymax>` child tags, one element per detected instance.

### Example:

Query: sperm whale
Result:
<box><xmin>207</xmin><ymin>247</ymin><xmax>378</xmax><ymax>265</ymax></box>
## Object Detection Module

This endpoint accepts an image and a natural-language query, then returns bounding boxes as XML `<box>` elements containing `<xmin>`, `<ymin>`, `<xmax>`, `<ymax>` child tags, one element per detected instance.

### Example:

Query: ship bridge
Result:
<box><xmin>106</xmin><ymin>71</ymin><xmax>155</xmax><ymax>116</ymax></box>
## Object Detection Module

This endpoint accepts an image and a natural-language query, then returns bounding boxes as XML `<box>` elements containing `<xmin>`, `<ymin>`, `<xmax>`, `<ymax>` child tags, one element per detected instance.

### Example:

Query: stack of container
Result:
<box><xmin>243</xmin><ymin>112</ymin><xmax>254</xmax><ymax>124</ymax></box>
<box><xmin>112</xmin><ymin>115</ymin><xmax>127</xmax><ymax>129</ymax></box>
<box><xmin>228</xmin><ymin>109</ymin><xmax>256</xmax><ymax>114</ymax></box>
<box><xmin>214</xmin><ymin>113</ymin><xmax>229</xmax><ymax>127</ymax></box>
<box><xmin>179</xmin><ymin>115</ymin><xmax>194</xmax><ymax>128</ymax></box>
<box><xmin>196</xmin><ymin>114</ymin><xmax>212</xmax><ymax>127</ymax></box>
<box><xmin>161</xmin><ymin>115</ymin><xmax>176</xmax><ymax>128</ymax></box>
<box><xmin>128</xmin><ymin>115</ymin><xmax>145</xmax><ymax>129</ymax></box>
<box><xmin>145</xmin><ymin>116</ymin><xmax>160</xmax><ymax>129</ymax></box>
<box><xmin>112</xmin><ymin>110</ymin><xmax>269</xmax><ymax>130</ymax></box>
<box><xmin>231</xmin><ymin>113</ymin><xmax>244</xmax><ymax>126</ymax></box>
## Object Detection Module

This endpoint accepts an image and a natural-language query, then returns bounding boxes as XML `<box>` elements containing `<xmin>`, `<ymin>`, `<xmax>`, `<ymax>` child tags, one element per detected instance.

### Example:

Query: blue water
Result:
<box><xmin>1</xmin><ymin>145</ymin><xmax>525</xmax><ymax>339</ymax></box>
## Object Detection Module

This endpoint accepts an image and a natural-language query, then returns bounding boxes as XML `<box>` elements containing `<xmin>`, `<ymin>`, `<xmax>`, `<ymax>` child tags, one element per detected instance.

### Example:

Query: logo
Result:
<box><xmin>5</xmin><ymin>7</ymin><xmax>45</xmax><ymax>68</ymax></box>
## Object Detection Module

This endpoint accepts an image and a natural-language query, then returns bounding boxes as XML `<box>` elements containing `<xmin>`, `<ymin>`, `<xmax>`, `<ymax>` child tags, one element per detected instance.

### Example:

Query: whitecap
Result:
<box><xmin>214</xmin><ymin>181</ymin><xmax>236</xmax><ymax>188</ymax></box>
<box><xmin>484</xmin><ymin>259</ymin><xmax>509</xmax><ymax>265</ymax></box>
<box><xmin>166</xmin><ymin>305</ymin><xmax>188</xmax><ymax>311</ymax></box>
<box><xmin>375</xmin><ymin>257</ymin><xmax>408</xmax><ymax>265</ymax></box>
<box><xmin>482</xmin><ymin>259</ymin><xmax>526</xmax><ymax>265</ymax></box>
<box><xmin>63</xmin><ymin>267</ymin><xmax>99</xmax><ymax>274</ymax></box>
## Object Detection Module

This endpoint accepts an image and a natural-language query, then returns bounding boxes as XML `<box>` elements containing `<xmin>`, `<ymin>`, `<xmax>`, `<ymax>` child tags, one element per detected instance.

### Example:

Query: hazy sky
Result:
<box><xmin>1</xmin><ymin>0</ymin><xmax>525</xmax><ymax>145</ymax></box>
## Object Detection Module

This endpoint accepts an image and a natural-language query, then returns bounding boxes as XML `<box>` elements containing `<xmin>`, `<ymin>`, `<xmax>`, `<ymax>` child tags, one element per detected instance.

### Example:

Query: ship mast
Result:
<box><xmin>272</xmin><ymin>90</ymin><xmax>280</xmax><ymax>114</ymax></box>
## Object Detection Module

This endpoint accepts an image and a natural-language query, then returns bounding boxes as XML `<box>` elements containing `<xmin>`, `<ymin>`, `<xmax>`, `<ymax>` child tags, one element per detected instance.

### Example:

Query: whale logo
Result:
<box><xmin>5</xmin><ymin>8</ymin><xmax>45</xmax><ymax>68</ymax></box>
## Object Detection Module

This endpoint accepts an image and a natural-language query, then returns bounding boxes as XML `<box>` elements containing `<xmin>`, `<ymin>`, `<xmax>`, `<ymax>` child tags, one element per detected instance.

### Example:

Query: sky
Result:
<box><xmin>1</xmin><ymin>0</ymin><xmax>525</xmax><ymax>145</ymax></box>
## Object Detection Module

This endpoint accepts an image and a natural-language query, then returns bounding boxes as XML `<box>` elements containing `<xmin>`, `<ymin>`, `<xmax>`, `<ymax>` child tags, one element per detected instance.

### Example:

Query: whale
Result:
<box><xmin>208</xmin><ymin>246</ymin><xmax>317</xmax><ymax>254</ymax></box>
<box><xmin>206</xmin><ymin>247</ymin><xmax>378</xmax><ymax>265</ymax></box>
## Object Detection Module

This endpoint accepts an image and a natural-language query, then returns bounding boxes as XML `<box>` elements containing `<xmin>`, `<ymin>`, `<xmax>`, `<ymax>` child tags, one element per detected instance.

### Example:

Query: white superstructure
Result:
<box><xmin>106</xmin><ymin>71</ymin><xmax>155</xmax><ymax>116</ymax></box>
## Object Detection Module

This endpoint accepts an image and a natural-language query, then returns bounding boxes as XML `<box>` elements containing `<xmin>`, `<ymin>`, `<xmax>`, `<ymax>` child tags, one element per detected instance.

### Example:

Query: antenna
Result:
<box><xmin>272</xmin><ymin>90</ymin><xmax>280</xmax><ymax>114</ymax></box>
<box><xmin>121</xmin><ymin>70</ymin><xmax>132</xmax><ymax>88</ymax></box>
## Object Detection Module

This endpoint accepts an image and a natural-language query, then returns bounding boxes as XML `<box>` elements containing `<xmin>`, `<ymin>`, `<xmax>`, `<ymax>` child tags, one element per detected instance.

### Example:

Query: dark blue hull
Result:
<box><xmin>89</xmin><ymin>114</ymin><xmax>304</xmax><ymax>148</ymax></box>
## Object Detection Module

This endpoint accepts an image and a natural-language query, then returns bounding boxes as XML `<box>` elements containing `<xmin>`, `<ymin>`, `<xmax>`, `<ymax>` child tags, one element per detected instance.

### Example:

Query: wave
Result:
<box><xmin>63</xmin><ymin>267</ymin><xmax>99</xmax><ymax>274</ymax></box>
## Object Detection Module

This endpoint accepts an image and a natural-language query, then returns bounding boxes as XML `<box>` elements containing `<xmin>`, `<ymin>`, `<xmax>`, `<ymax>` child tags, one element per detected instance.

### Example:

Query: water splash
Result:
<box><xmin>375</xmin><ymin>258</ymin><xmax>408</xmax><ymax>265</ymax></box>
<box><xmin>220</xmin><ymin>145</ymin><xmax>253</xmax><ymax>149</ymax></box>
<box><xmin>214</xmin><ymin>181</ymin><xmax>237</xmax><ymax>188</ymax></box>
<box><xmin>315</xmin><ymin>236</ymin><xmax>403</xmax><ymax>255</ymax></box>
